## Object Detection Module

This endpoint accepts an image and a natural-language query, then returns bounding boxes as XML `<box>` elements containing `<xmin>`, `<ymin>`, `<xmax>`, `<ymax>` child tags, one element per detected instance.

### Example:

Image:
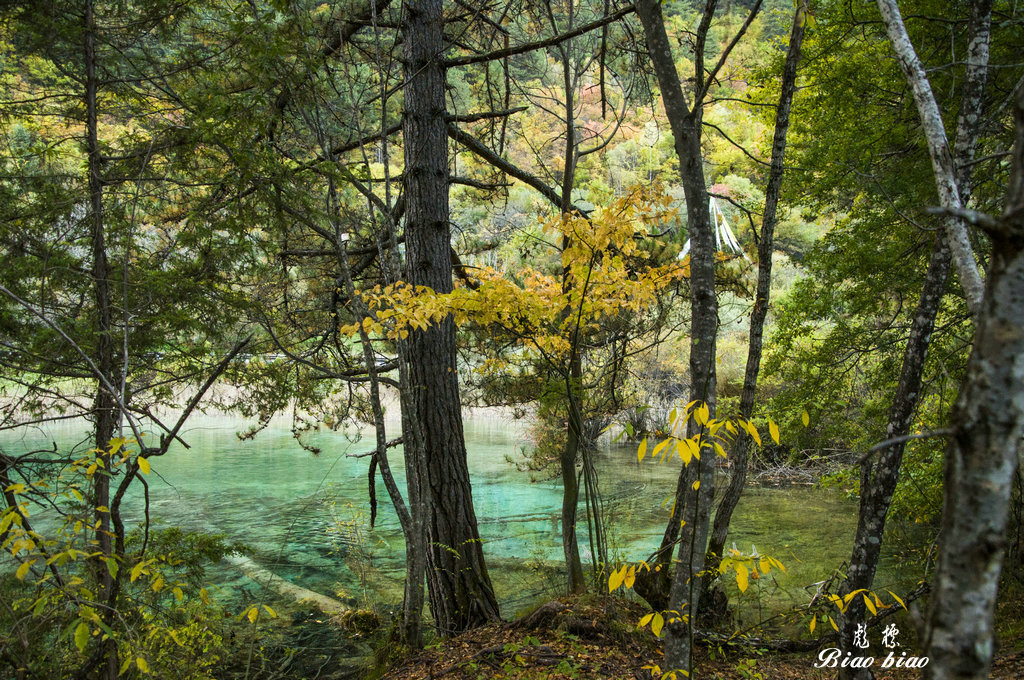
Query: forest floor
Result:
<box><xmin>376</xmin><ymin>591</ymin><xmax>1024</xmax><ymax>680</ymax></box>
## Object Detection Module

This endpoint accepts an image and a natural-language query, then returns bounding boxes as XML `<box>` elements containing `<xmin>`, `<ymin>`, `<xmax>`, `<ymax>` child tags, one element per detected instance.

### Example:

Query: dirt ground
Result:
<box><xmin>378</xmin><ymin>596</ymin><xmax>1024</xmax><ymax>680</ymax></box>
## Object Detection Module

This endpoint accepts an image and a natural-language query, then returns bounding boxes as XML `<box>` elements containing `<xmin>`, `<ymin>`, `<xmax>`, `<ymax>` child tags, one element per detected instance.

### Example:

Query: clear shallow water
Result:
<box><xmin>1</xmin><ymin>413</ymin><xmax>912</xmax><ymax>617</ymax></box>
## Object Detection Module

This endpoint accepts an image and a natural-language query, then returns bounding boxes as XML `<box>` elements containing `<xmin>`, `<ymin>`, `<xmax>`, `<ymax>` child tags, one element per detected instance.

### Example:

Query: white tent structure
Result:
<box><xmin>679</xmin><ymin>195</ymin><xmax>749</xmax><ymax>260</ymax></box>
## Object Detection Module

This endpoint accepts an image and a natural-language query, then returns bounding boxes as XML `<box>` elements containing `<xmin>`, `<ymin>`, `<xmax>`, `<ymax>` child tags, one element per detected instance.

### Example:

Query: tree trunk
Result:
<box><xmin>84</xmin><ymin>3</ymin><xmax>119</xmax><ymax>677</ymax></box>
<box><xmin>838</xmin><ymin>5</ymin><xmax>992</xmax><ymax>676</ymax></box>
<box><xmin>330</xmin><ymin>179</ymin><xmax>422</xmax><ymax>645</ymax></box>
<box><xmin>561</xmin><ymin>395</ymin><xmax>585</xmax><ymax>593</ymax></box>
<box><xmin>876</xmin><ymin>0</ymin><xmax>986</xmax><ymax>315</ymax></box>
<box><xmin>402</xmin><ymin>0</ymin><xmax>500</xmax><ymax>636</ymax></box>
<box><xmin>837</xmin><ymin>236</ymin><xmax>951</xmax><ymax>680</ymax></box>
<box><xmin>922</xmin><ymin>85</ymin><xmax>1024</xmax><ymax>680</ymax></box>
<box><xmin>557</xmin><ymin>26</ymin><xmax>586</xmax><ymax>591</ymax></box>
<box><xmin>706</xmin><ymin>0</ymin><xmax>806</xmax><ymax>578</ymax></box>
<box><xmin>635</xmin><ymin>0</ymin><xmax>722</xmax><ymax>672</ymax></box>
<box><xmin>560</xmin><ymin>359</ymin><xmax>587</xmax><ymax>594</ymax></box>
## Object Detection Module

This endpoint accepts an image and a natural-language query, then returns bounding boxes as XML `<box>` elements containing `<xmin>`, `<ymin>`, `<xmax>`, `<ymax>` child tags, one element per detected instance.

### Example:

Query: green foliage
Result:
<box><xmin>1</xmin><ymin>458</ymin><xmax>235</xmax><ymax>678</ymax></box>
<box><xmin>128</xmin><ymin>527</ymin><xmax>249</xmax><ymax>594</ymax></box>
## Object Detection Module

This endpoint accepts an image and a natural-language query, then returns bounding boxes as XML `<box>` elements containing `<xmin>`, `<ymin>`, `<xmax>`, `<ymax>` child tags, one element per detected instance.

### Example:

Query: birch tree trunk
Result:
<box><xmin>838</xmin><ymin>5</ymin><xmax>993</xmax><ymax>675</ymax></box>
<box><xmin>922</xmin><ymin>85</ymin><xmax>1024</xmax><ymax>680</ymax></box>
<box><xmin>876</xmin><ymin>0</ymin><xmax>986</xmax><ymax>315</ymax></box>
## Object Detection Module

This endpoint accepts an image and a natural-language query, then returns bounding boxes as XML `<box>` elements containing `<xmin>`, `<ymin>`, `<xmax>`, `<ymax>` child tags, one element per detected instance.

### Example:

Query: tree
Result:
<box><xmin>831</xmin><ymin>1</ymin><xmax>996</xmax><ymax>674</ymax></box>
<box><xmin>705</xmin><ymin>0</ymin><xmax>807</xmax><ymax>589</ymax></box>
<box><xmin>922</xmin><ymin>83</ymin><xmax>1024</xmax><ymax>680</ymax></box>
<box><xmin>400</xmin><ymin>0</ymin><xmax>502</xmax><ymax>634</ymax></box>
<box><xmin>185</xmin><ymin>0</ymin><xmax>506</xmax><ymax>640</ymax></box>
<box><xmin>344</xmin><ymin>184</ymin><xmax>685</xmax><ymax>594</ymax></box>
<box><xmin>0</xmin><ymin>1</ymin><xmax>253</xmax><ymax>676</ymax></box>
<box><xmin>445</xmin><ymin>0</ymin><xmax>649</xmax><ymax>595</ymax></box>
<box><xmin>876</xmin><ymin>0</ymin><xmax>986</xmax><ymax>316</ymax></box>
<box><xmin>633</xmin><ymin>0</ymin><xmax>763</xmax><ymax>672</ymax></box>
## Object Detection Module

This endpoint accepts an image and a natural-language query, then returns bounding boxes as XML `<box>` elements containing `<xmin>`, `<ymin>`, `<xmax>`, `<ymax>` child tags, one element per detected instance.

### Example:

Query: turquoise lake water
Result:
<box><xmin>1</xmin><ymin>412</ymin><xmax>914</xmax><ymax>620</ymax></box>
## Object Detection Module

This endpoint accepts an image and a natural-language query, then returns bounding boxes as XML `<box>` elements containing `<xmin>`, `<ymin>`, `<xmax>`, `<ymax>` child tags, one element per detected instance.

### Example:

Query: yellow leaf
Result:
<box><xmin>173</xmin><ymin>587</ymin><xmax>184</xmax><ymax>603</ymax></box>
<box><xmin>75</xmin><ymin>622</ymin><xmax>89</xmax><ymax>652</ymax></box>
<box><xmin>684</xmin><ymin>438</ymin><xmax>700</xmax><ymax>462</ymax></box>
<box><xmin>639</xmin><ymin>613</ymin><xmax>654</xmax><ymax>627</ymax></box>
<box><xmin>247</xmin><ymin>606</ymin><xmax>258</xmax><ymax>623</ymax></box>
<box><xmin>263</xmin><ymin>604</ymin><xmax>277</xmax><ymax>618</ymax></box>
<box><xmin>137</xmin><ymin>656</ymin><xmax>149</xmax><ymax>674</ymax></box>
<box><xmin>844</xmin><ymin>588</ymin><xmax>866</xmax><ymax>605</ymax></box>
<box><xmin>624</xmin><ymin>565</ymin><xmax>636</xmax><ymax>589</ymax></box>
<box><xmin>863</xmin><ymin>593</ymin><xmax>877</xmax><ymax>616</ymax></box>
<box><xmin>735</xmin><ymin>563</ymin><xmax>749</xmax><ymax>592</ymax></box>
<box><xmin>768</xmin><ymin>420</ymin><xmax>780</xmax><ymax>445</ymax></box>
<box><xmin>692</xmin><ymin>480</ymin><xmax>700</xmax><ymax>491</ymax></box>
<box><xmin>638</xmin><ymin>437</ymin><xmax>648</xmax><ymax>462</ymax></box>
<box><xmin>809</xmin><ymin>615</ymin><xmax>817</xmax><ymax>633</ymax></box>
<box><xmin>651</xmin><ymin>612</ymin><xmax>664</xmax><ymax>637</ymax></box>
<box><xmin>714</xmin><ymin>442</ymin><xmax>727</xmax><ymax>458</ymax></box>
<box><xmin>744</xmin><ymin>421</ymin><xmax>762</xmax><ymax>447</ymax></box>
<box><xmin>137</xmin><ymin>456</ymin><xmax>150</xmax><ymax>475</ymax></box>
<box><xmin>130</xmin><ymin>561</ymin><xmax>146</xmax><ymax>583</ymax></box>
<box><xmin>199</xmin><ymin>588</ymin><xmax>211</xmax><ymax>605</ymax></box>
<box><xmin>695</xmin><ymin>403</ymin><xmax>709</xmax><ymax>426</ymax></box>
<box><xmin>828</xmin><ymin>615</ymin><xmax>839</xmax><ymax>632</ymax></box>
<box><xmin>608</xmin><ymin>565</ymin><xmax>626</xmax><ymax>592</ymax></box>
<box><xmin>801</xmin><ymin>409</ymin><xmax>810</xmax><ymax>427</ymax></box>
<box><xmin>15</xmin><ymin>559</ymin><xmax>34</xmax><ymax>580</ymax></box>
<box><xmin>676</xmin><ymin>440</ymin><xmax>690</xmax><ymax>465</ymax></box>
<box><xmin>888</xmin><ymin>590</ymin><xmax>907</xmax><ymax>610</ymax></box>
<box><xmin>759</xmin><ymin>557</ymin><xmax>770</xmax><ymax>574</ymax></box>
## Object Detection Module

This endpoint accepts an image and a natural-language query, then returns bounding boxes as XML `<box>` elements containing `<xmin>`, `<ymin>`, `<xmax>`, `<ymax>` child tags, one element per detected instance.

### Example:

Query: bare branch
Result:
<box><xmin>695</xmin><ymin>0</ymin><xmax>764</xmax><ymax>103</ymax></box>
<box><xmin>448</xmin><ymin>106</ymin><xmax>527</xmax><ymax>123</ymax></box>
<box><xmin>446</xmin><ymin>5</ymin><xmax>636</xmax><ymax>67</ymax></box>
<box><xmin>449</xmin><ymin>124</ymin><xmax>566</xmax><ymax>209</ymax></box>
<box><xmin>925</xmin><ymin>205</ymin><xmax>1003</xmax><ymax>235</ymax></box>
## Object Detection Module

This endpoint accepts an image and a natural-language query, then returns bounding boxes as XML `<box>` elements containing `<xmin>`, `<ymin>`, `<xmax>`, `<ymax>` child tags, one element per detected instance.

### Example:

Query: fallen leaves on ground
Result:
<box><xmin>380</xmin><ymin>595</ymin><xmax>1024</xmax><ymax>680</ymax></box>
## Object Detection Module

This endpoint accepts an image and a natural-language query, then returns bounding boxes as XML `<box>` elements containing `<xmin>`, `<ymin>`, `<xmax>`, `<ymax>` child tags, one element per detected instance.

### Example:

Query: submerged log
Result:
<box><xmin>225</xmin><ymin>554</ymin><xmax>350</xmax><ymax>618</ymax></box>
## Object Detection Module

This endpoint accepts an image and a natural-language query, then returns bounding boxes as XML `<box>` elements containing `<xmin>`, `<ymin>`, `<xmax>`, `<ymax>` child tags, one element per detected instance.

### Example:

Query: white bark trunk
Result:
<box><xmin>876</xmin><ymin>0</ymin><xmax>986</xmax><ymax>316</ymax></box>
<box><xmin>923</xmin><ymin>84</ymin><xmax>1024</xmax><ymax>680</ymax></box>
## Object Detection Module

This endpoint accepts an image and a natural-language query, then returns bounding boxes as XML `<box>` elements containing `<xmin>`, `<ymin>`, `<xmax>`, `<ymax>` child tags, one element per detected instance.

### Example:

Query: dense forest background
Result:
<box><xmin>1</xmin><ymin>0</ymin><xmax>1022</xmax><ymax>678</ymax></box>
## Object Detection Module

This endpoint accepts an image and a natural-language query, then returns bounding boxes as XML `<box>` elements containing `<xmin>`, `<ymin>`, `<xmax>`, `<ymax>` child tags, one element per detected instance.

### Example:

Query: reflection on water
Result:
<box><xmin>1</xmin><ymin>412</ymin><xmax>914</xmax><ymax>616</ymax></box>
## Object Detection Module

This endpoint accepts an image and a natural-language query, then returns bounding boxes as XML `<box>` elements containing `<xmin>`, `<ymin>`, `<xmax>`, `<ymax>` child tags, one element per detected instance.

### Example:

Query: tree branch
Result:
<box><xmin>449</xmin><ymin>124</ymin><xmax>565</xmax><ymax>209</ymax></box>
<box><xmin>445</xmin><ymin>5</ymin><xmax>636</xmax><ymax>67</ymax></box>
